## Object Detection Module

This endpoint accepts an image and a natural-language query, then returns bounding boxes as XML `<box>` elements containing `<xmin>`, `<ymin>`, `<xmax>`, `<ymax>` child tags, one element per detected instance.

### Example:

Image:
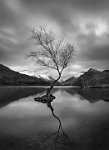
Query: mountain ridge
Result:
<box><xmin>0</xmin><ymin>64</ymin><xmax>109</xmax><ymax>87</ymax></box>
<box><xmin>0</xmin><ymin>64</ymin><xmax>52</xmax><ymax>86</ymax></box>
<box><xmin>69</xmin><ymin>68</ymin><xmax>109</xmax><ymax>87</ymax></box>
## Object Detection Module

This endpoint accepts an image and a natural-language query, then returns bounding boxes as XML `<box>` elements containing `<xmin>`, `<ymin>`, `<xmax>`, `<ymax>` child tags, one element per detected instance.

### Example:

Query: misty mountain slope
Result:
<box><xmin>0</xmin><ymin>64</ymin><xmax>51</xmax><ymax>86</ymax></box>
<box><xmin>61</xmin><ymin>76</ymin><xmax>77</xmax><ymax>86</ymax></box>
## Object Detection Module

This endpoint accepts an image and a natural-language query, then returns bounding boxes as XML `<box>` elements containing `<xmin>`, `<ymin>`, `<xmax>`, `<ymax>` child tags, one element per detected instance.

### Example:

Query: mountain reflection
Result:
<box><xmin>0</xmin><ymin>87</ymin><xmax>109</xmax><ymax>149</ymax></box>
<box><xmin>0</xmin><ymin>87</ymin><xmax>46</xmax><ymax>108</ymax></box>
<box><xmin>65</xmin><ymin>88</ymin><xmax>109</xmax><ymax>103</ymax></box>
<box><xmin>0</xmin><ymin>87</ymin><xmax>109</xmax><ymax>109</ymax></box>
<box><xmin>35</xmin><ymin>98</ymin><xmax>73</xmax><ymax>150</ymax></box>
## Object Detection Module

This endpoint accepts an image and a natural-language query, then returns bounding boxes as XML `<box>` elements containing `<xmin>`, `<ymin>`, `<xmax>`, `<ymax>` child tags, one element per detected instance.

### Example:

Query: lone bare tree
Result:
<box><xmin>26</xmin><ymin>26</ymin><xmax>76</xmax><ymax>98</ymax></box>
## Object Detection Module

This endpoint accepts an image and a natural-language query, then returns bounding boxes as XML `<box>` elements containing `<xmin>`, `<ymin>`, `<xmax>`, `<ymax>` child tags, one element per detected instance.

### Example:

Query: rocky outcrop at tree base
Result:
<box><xmin>34</xmin><ymin>94</ymin><xmax>55</xmax><ymax>103</ymax></box>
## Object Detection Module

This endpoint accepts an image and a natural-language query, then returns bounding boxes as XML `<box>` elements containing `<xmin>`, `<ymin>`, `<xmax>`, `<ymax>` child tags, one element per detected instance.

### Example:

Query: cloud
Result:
<box><xmin>84</xmin><ymin>45</ymin><xmax>109</xmax><ymax>61</ymax></box>
<box><xmin>0</xmin><ymin>0</ymin><xmax>109</xmax><ymax>77</ymax></box>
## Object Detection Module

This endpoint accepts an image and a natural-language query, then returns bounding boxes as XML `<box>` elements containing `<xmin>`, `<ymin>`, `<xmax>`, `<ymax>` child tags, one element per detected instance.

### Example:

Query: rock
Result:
<box><xmin>34</xmin><ymin>94</ymin><xmax>55</xmax><ymax>103</ymax></box>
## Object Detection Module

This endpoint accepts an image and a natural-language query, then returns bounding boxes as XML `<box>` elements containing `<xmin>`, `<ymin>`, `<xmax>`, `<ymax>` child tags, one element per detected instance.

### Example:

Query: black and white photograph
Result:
<box><xmin>0</xmin><ymin>0</ymin><xmax>109</xmax><ymax>150</ymax></box>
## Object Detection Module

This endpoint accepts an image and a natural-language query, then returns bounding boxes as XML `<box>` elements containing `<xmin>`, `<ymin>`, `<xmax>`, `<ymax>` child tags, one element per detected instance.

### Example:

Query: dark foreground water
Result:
<box><xmin>0</xmin><ymin>87</ymin><xmax>109</xmax><ymax>150</ymax></box>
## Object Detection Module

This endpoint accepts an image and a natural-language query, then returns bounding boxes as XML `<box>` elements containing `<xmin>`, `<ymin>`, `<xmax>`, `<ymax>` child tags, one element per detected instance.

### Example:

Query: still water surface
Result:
<box><xmin>0</xmin><ymin>87</ymin><xmax>109</xmax><ymax>150</ymax></box>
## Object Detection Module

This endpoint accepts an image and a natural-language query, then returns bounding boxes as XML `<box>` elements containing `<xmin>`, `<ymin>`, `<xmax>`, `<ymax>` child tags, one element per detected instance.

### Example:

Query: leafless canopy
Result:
<box><xmin>26</xmin><ymin>26</ymin><xmax>76</xmax><ymax>76</ymax></box>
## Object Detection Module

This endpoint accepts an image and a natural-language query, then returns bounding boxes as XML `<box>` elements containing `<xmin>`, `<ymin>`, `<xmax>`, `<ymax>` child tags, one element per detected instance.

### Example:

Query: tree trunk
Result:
<box><xmin>46</xmin><ymin>74</ymin><xmax>61</xmax><ymax>96</ymax></box>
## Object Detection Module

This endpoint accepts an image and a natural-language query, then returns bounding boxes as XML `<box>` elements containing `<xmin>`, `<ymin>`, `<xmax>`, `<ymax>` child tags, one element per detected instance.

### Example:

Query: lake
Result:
<box><xmin>0</xmin><ymin>87</ymin><xmax>109</xmax><ymax>150</ymax></box>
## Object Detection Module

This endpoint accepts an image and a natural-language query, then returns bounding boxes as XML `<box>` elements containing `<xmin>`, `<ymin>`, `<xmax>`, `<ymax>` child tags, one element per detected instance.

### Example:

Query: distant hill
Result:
<box><xmin>1</xmin><ymin>64</ymin><xmax>109</xmax><ymax>87</ymax></box>
<box><xmin>61</xmin><ymin>76</ymin><xmax>77</xmax><ymax>86</ymax></box>
<box><xmin>62</xmin><ymin>68</ymin><xmax>109</xmax><ymax>87</ymax></box>
<box><xmin>73</xmin><ymin>68</ymin><xmax>109</xmax><ymax>87</ymax></box>
<box><xmin>0</xmin><ymin>64</ymin><xmax>53</xmax><ymax>86</ymax></box>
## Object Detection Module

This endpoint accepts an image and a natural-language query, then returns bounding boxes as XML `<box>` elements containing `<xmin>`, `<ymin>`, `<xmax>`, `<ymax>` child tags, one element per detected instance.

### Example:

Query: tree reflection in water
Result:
<box><xmin>34</xmin><ymin>97</ymin><xmax>73</xmax><ymax>150</ymax></box>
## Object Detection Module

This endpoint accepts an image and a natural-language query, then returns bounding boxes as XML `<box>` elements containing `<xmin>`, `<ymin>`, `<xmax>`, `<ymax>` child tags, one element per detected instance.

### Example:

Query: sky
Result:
<box><xmin>0</xmin><ymin>0</ymin><xmax>109</xmax><ymax>79</ymax></box>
